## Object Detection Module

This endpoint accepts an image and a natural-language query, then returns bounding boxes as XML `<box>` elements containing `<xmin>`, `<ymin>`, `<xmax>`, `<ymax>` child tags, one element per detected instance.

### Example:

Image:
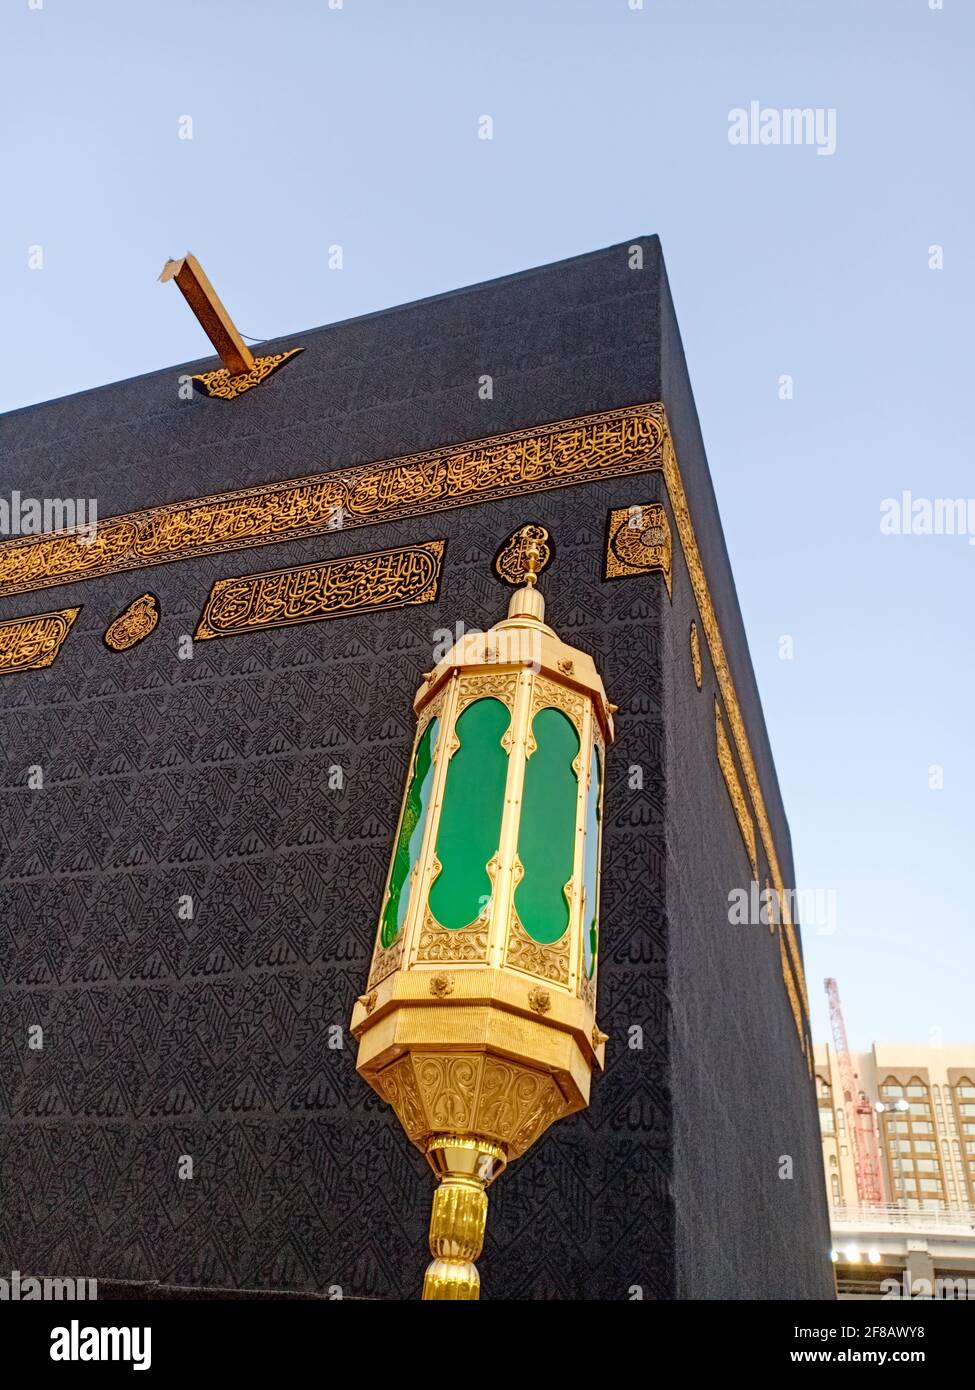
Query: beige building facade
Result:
<box><xmin>814</xmin><ymin>1044</ymin><xmax>975</xmax><ymax>1298</ymax></box>
<box><xmin>814</xmin><ymin>1044</ymin><xmax>975</xmax><ymax>1211</ymax></box>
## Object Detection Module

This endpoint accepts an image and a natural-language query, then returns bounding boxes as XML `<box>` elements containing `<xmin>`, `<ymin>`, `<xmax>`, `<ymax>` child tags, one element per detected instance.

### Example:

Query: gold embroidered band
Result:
<box><xmin>661</xmin><ymin>434</ymin><xmax>811</xmax><ymax>1060</ymax></box>
<box><xmin>0</xmin><ymin>404</ymin><xmax>665</xmax><ymax>600</ymax></box>
<box><xmin>715</xmin><ymin>700</ymin><xmax>759</xmax><ymax>881</ymax></box>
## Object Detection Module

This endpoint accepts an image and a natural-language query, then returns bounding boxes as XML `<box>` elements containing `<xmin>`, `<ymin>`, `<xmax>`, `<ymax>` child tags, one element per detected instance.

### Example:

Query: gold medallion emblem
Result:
<box><xmin>493</xmin><ymin>524</ymin><xmax>552</xmax><ymax>587</ymax></box>
<box><xmin>104</xmin><ymin>594</ymin><xmax>160</xmax><ymax>651</ymax></box>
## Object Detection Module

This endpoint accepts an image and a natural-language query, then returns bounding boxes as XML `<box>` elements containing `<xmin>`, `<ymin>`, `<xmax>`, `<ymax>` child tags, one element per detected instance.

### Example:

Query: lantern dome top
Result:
<box><xmin>415</xmin><ymin>574</ymin><xmax>616</xmax><ymax>744</ymax></box>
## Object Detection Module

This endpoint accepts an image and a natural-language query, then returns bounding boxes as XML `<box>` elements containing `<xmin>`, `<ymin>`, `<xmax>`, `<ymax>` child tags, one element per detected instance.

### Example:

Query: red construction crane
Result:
<box><xmin>825</xmin><ymin>978</ymin><xmax>885</xmax><ymax>1206</ymax></box>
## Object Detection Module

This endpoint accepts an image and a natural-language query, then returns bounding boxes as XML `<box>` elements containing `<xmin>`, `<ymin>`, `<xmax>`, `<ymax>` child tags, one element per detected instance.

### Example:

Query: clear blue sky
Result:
<box><xmin>3</xmin><ymin>0</ymin><xmax>972</xmax><ymax>1049</ymax></box>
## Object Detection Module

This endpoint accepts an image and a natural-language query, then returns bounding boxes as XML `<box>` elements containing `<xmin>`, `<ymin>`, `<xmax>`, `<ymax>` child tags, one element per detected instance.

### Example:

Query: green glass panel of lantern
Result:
<box><xmin>429</xmin><ymin>698</ymin><xmax>510</xmax><ymax>930</ymax></box>
<box><xmin>515</xmin><ymin>707</ymin><xmax>580</xmax><ymax>944</ymax></box>
<box><xmin>582</xmin><ymin>744</ymin><xmax>602</xmax><ymax>977</ymax></box>
<box><xmin>380</xmin><ymin>716</ymin><xmax>439</xmax><ymax>948</ymax></box>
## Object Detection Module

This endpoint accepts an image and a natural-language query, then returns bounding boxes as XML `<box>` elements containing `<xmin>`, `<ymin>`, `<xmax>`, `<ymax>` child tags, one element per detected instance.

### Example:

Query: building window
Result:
<box><xmin>830</xmin><ymin>1175</ymin><xmax>841</xmax><ymax>1203</ymax></box>
<box><xmin>819</xmin><ymin>1109</ymin><xmax>835</xmax><ymax>1135</ymax></box>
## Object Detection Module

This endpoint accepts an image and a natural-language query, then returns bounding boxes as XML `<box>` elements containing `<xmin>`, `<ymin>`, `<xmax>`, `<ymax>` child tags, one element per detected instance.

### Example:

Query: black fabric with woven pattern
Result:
<box><xmin>0</xmin><ymin>238</ymin><xmax>832</xmax><ymax>1299</ymax></box>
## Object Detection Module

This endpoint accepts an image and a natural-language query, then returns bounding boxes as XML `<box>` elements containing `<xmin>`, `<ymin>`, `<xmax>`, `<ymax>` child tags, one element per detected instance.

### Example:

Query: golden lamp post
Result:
<box><xmin>350</xmin><ymin>526</ymin><xmax>615</xmax><ymax>1299</ymax></box>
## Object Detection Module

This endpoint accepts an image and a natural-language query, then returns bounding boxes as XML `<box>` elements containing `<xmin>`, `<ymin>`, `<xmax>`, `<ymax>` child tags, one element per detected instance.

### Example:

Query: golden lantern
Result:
<box><xmin>350</xmin><ymin>526</ymin><xmax>615</xmax><ymax>1299</ymax></box>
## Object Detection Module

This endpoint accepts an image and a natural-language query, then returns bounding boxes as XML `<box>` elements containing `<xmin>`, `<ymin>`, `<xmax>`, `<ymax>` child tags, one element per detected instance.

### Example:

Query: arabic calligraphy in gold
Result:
<box><xmin>780</xmin><ymin>928</ymin><xmax>809</xmax><ymax>1075</ymax></box>
<box><xmin>0</xmin><ymin>404</ymin><xmax>665</xmax><ymax>599</ymax></box>
<box><xmin>604</xmin><ymin>502</ymin><xmax>672</xmax><ymax>595</ymax></box>
<box><xmin>194</xmin><ymin>540</ymin><xmax>444</xmax><ymax>641</ymax></box>
<box><xmin>715</xmin><ymin>700</ymin><xmax>759</xmax><ymax>882</ymax></box>
<box><xmin>192</xmin><ymin>348</ymin><xmax>303</xmax><ymax>401</ymax></box>
<box><xmin>0</xmin><ymin>607</ymin><xmax>80</xmax><ymax>676</ymax></box>
<box><xmin>663</xmin><ymin>421</ymin><xmax>810</xmax><ymax>1057</ymax></box>
<box><xmin>690</xmin><ymin>620</ymin><xmax>703</xmax><ymax>690</ymax></box>
<box><xmin>103</xmin><ymin>593</ymin><xmax>160</xmax><ymax>651</ymax></box>
<box><xmin>493</xmin><ymin>524</ymin><xmax>552</xmax><ymax>587</ymax></box>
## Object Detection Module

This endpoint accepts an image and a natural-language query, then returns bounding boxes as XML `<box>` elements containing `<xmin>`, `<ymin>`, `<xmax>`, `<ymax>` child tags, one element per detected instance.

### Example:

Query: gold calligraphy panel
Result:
<box><xmin>194</xmin><ymin>540</ymin><xmax>444</xmax><ymax>641</ymax></box>
<box><xmin>604</xmin><ymin>502</ymin><xmax>672</xmax><ymax>594</ymax></box>
<box><xmin>0</xmin><ymin>404</ymin><xmax>665</xmax><ymax>600</ymax></box>
<box><xmin>0</xmin><ymin>607</ymin><xmax>80</xmax><ymax>676</ymax></box>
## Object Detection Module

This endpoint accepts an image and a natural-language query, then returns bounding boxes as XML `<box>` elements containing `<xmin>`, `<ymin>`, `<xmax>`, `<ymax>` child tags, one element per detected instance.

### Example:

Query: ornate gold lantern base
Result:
<box><xmin>351</xmin><ymin>981</ymin><xmax>601</xmax><ymax>1299</ymax></box>
<box><xmin>421</xmin><ymin>1136</ymin><xmax>506</xmax><ymax>1300</ymax></box>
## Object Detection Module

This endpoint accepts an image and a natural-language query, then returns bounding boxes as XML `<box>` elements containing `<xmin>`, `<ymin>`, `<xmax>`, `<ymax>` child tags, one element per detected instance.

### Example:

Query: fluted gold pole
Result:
<box><xmin>422</xmin><ymin>1137</ymin><xmax>505</xmax><ymax>1300</ymax></box>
